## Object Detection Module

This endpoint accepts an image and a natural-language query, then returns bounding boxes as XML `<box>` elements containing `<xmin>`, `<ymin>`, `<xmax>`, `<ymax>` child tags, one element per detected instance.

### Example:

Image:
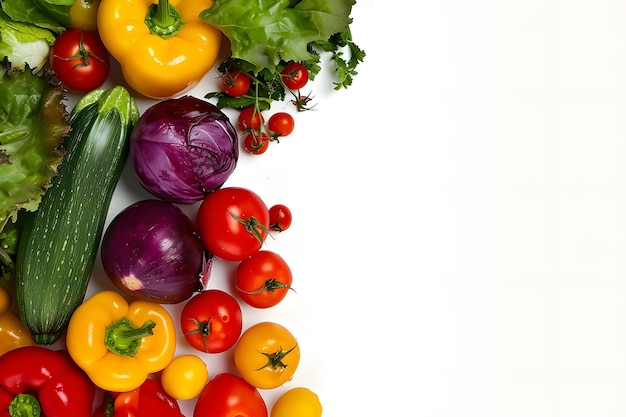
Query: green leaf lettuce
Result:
<box><xmin>0</xmin><ymin>59</ymin><xmax>70</xmax><ymax>232</ymax></box>
<box><xmin>200</xmin><ymin>0</ymin><xmax>355</xmax><ymax>73</ymax></box>
<box><xmin>0</xmin><ymin>8</ymin><xmax>56</xmax><ymax>72</ymax></box>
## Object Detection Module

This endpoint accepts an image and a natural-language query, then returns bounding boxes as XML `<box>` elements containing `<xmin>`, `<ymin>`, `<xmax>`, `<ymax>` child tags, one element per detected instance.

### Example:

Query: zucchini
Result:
<box><xmin>15</xmin><ymin>86</ymin><xmax>139</xmax><ymax>345</ymax></box>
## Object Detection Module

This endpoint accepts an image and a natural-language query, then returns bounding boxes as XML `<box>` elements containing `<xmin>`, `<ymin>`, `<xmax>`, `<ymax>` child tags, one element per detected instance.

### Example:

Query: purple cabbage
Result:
<box><xmin>130</xmin><ymin>96</ymin><xmax>238</xmax><ymax>204</ymax></box>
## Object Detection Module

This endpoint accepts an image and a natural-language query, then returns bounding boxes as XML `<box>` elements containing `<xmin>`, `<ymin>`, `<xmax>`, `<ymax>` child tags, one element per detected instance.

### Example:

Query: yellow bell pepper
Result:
<box><xmin>0</xmin><ymin>286</ymin><xmax>34</xmax><ymax>355</ymax></box>
<box><xmin>97</xmin><ymin>0</ymin><xmax>222</xmax><ymax>99</ymax></box>
<box><xmin>66</xmin><ymin>290</ymin><xmax>176</xmax><ymax>392</ymax></box>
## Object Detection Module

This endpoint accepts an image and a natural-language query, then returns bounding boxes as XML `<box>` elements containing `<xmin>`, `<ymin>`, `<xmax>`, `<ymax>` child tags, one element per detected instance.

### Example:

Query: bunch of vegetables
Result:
<box><xmin>0</xmin><ymin>0</ymin><xmax>363</xmax><ymax>415</ymax></box>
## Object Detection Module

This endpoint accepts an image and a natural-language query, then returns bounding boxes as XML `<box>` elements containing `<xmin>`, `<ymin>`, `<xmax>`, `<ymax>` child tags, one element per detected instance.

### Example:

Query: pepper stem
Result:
<box><xmin>144</xmin><ymin>0</ymin><xmax>184</xmax><ymax>39</ymax></box>
<box><xmin>9</xmin><ymin>394</ymin><xmax>41</xmax><ymax>417</ymax></box>
<box><xmin>105</xmin><ymin>317</ymin><xmax>156</xmax><ymax>357</ymax></box>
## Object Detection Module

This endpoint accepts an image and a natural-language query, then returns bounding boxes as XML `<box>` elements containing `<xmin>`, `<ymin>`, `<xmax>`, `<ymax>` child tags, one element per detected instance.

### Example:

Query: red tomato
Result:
<box><xmin>243</xmin><ymin>132</ymin><xmax>270</xmax><ymax>155</ymax></box>
<box><xmin>50</xmin><ymin>29</ymin><xmax>109</xmax><ymax>92</ymax></box>
<box><xmin>193</xmin><ymin>373</ymin><xmax>268</xmax><ymax>417</ymax></box>
<box><xmin>280</xmin><ymin>61</ymin><xmax>309</xmax><ymax>90</ymax></box>
<box><xmin>180</xmin><ymin>289</ymin><xmax>242</xmax><ymax>353</ymax></box>
<box><xmin>268</xmin><ymin>204</ymin><xmax>292</xmax><ymax>232</ymax></box>
<box><xmin>197</xmin><ymin>187</ymin><xmax>270</xmax><ymax>261</ymax></box>
<box><xmin>222</xmin><ymin>70</ymin><xmax>251</xmax><ymax>97</ymax></box>
<box><xmin>237</xmin><ymin>107</ymin><xmax>264</xmax><ymax>131</ymax></box>
<box><xmin>268</xmin><ymin>112</ymin><xmax>295</xmax><ymax>137</ymax></box>
<box><xmin>235</xmin><ymin>250</ymin><xmax>293</xmax><ymax>309</ymax></box>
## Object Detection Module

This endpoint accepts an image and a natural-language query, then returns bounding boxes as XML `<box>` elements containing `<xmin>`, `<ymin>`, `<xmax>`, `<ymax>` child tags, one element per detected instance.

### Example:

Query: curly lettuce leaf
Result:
<box><xmin>0</xmin><ymin>59</ymin><xmax>69</xmax><ymax>232</ymax></box>
<box><xmin>200</xmin><ymin>0</ymin><xmax>355</xmax><ymax>73</ymax></box>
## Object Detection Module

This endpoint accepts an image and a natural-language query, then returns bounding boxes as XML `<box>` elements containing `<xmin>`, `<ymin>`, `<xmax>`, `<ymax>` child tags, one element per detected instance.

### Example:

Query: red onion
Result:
<box><xmin>100</xmin><ymin>199</ymin><xmax>209</xmax><ymax>304</ymax></box>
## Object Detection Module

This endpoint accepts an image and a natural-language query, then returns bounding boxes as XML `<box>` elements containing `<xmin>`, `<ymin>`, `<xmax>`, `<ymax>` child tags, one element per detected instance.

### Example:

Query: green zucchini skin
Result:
<box><xmin>15</xmin><ymin>86</ymin><xmax>139</xmax><ymax>345</ymax></box>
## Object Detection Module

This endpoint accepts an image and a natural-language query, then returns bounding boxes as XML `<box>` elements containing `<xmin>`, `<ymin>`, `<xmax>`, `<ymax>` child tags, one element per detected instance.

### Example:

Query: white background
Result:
<box><xmin>75</xmin><ymin>1</ymin><xmax>626</xmax><ymax>416</ymax></box>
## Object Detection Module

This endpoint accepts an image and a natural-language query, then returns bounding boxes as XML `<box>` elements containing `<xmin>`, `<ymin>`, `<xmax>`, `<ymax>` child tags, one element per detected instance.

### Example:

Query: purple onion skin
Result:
<box><xmin>130</xmin><ymin>95</ymin><xmax>239</xmax><ymax>204</ymax></box>
<box><xmin>101</xmin><ymin>199</ymin><xmax>207</xmax><ymax>304</ymax></box>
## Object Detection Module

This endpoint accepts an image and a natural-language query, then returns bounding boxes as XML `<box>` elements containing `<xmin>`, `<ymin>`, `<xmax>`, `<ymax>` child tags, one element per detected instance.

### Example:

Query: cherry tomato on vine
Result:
<box><xmin>271</xmin><ymin>387</ymin><xmax>323</xmax><ymax>417</ymax></box>
<box><xmin>281</xmin><ymin>61</ymin><xmax>309</xmax><ymax>90</ymax></box>
<box><xmin>197</xmin><ymin>187</ymin><xmax>270</xmax><ymax>261</ymax></box>
<box><xmin>193</xmin><ymin>373</ymin><xmax>267</xmax><ymax>417</ymax></box>
<box><xmin>70</xmin><ymin>0</ymin><xmax>100</xmax><ymax>31</ymax></box>
<box><xmin>50</xmin><ymin>29</ymin><xmax>109</xmax><ymax>92</ymax></box>
<box><xmin>268</xmin><ymin>204</ymin><xmax>292</xmax><ymax>232</ymax></box>
<box><xmin>222</xmin><ymin>70</ymin><xmax>251</xmax><ymax>97</ymax></box>
<box><xmin>243</xmin><ymin>132</ymin><xmax>270</xmax><ymax>155</ymax></box>
<box><xmin>235</xmin><ymin>250</ymin><xmax>293</xmax><ymax>309</ymax></box>
<box><xmin>237</xmin><ymin>107</ymin><xmax>264</xmax><ymax>131</ymax></box>
<box><xmin>234</xmin><ymin>321</ymin><xmax>300</xmax><ymax>389</ymax></box>
<box><xmin>291</xmin><ymin>91</ymin><xmax>317</xmax><ymax>111</ymax></box>
<box><xmin>180</xmin><ymin>289</ymin><xmax>243</xmax><ymax>353</ymax></box>
<box><xmin>268</xmin><ymin>112</ymin><xmax>295</xmax><ymax>137</ymax></box>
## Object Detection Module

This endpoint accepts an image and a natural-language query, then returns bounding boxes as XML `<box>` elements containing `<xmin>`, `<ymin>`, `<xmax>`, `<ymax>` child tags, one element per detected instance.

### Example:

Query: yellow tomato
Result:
<box><xmin>161</xmin><ymin>354</ymin><xmax>209</xmax><ymax>400</ymax></box>
<box><xmin>234</xmin><ymin>321</ymin><xmax>300</xmax><ymax>389</ymax></box>
<box><xmin>70</xmin><ymin>0</ymin><xmax>100</xmax><ymax>31</ymax></box>
<box><xmin>271</xmin><ymin>387</ymin><xmax>323</xmax><ymax>417</ymax></box>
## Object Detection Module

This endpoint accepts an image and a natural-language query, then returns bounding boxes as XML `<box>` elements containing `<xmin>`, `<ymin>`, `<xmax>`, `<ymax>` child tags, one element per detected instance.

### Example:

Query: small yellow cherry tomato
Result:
<box><xmin>234</xmin><ymin>321</ymin><xmax>300</xmax><ymax>389</ymax></box>
<box><xmin>70</xmin><ymin>0</ymin><xmax>100</xmax><ymax>31</ymax></box>
<box><xmin>271</xmin><ymin>387</ymin><xmax>322</xmax><ymax>417</ymax></box>
<box><xmin>161</xmin><ymin>354</ymin><xmax>209</xmax><ymax>400</ymax></box>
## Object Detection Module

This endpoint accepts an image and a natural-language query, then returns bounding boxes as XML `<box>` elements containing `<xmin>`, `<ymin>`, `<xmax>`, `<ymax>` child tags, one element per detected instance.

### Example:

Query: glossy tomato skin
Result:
<box><xmin>180</xmin><ymin>289</ymin><xmax>243</xmax><ymax>353</ymax></box>
<box><xmin>235</xmin><ymin>250</ymin><xmax>293</xmax><ymax>309</ymax></box>
<box><xmin>280</xmin><ymin>61</ymin><xmax>309</xmax><ymax>90</ymax></box>
<box><xmin>243</xmin><ymin>132</ymin><xmax>270</xmax><ymax>155</ymax></box>
<box><xmin>237</xmin><ymin>107</ymin><xmax>264</xmax><ymax>131</ymax></box>
<box><xmin>161</xmin><ymin>354</ymin><xmax>209</xmax><ymax>400</ymax></box>
<box><xmin>197</xmin><ymin>187</ymin><xmax>270</xmax><ymax>261</ymax></box>
<box><xmin>194</xmin><ymin>373</ymin><xmax>268</xmax><ymax>417</ymax></box>
<box><xmin>234</xmin><ymin>321</ymin><xmax>300</xmax><ymax>389</ymax></box>
<box><xmin>70</xmin><ymin>0</ymin><xmax>100</xmax><ymax>31</ymax></box>
<box><xmin>50</xmin><ymin>29</ymin><xmax>109</xmax><ymax>92</ymax></box>
<box><xmin>268</xmin><ymin>204</ymin><xmax>292</xmax><ymax>232</ymax></box>
<box><xmin>268</xmin><ymin>112</ymin><xmax>295</xmax><ymax>137</ymax></box>
<box><xmin>222</xmin><ymin>71</ymin><xmax>251</xmax><ymax>97</ymax></box>
<box><xmin>270</xmin><ymin>387</ymin><xmax>322</xmax><ymax>417</ymax></box>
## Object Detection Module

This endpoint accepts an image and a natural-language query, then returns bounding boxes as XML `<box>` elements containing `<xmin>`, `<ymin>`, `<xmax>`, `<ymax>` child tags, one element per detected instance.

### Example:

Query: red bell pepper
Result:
<box><xmin>92</xmin><ymin>378</ymin><xmax>184</xmax><ymax>417</ymax></box>
<box><xmin>0</xmin><ymin>345</ymin><xmax>95</xmax><ymax>417</ymax></box>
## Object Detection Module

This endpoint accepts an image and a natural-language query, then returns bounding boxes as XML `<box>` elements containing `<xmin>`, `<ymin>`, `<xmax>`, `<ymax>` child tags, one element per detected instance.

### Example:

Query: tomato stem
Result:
<box><xmin>184</xmin><ymin>317</ymin><xmax>213</xmax><ymax>352</ymax></box>
<box><xmin>54</xmin><ymin>29</ymin><xmax>108</xmax><ymax>69</ymax></box>
<box><xmin>227</xmin><ymin>210</ymin><xmax>269</xmax><ymax>245</ymax></box>
<box><xmin>256</xmin><ymin>344</ymin><xmax>298</xmax><ymax>371</ymax></box>
<box><xmin>236</xmin><ymin>278</ymin><xmax>293</xmax><ymax>295</ymax></box>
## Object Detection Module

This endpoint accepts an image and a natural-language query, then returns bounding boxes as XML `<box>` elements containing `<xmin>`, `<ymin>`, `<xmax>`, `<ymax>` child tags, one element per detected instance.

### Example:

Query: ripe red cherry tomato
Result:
<box><xmin>280</xmin><ymin>61</ymin><xmax>308</xmax><ymax>90</ymax></box>
<box><xmin>197</xmin><ymin>187</ymin><xmax>270</xmax><ymax>261</ymax></box>
<box><xmin>193</xmin><ymin>373</ymin><xmax>267</xmax><ymax>417</ymax></box>
<box><xmin>235</xmin><ymin>250</ymin><xmax>293</xmax><ymax>309</ymax></box>
<box><xmin>222</xmin><ymin>70</ymin><xmax>251</xmax><ymax>97</ymax></box>
<box><xmin>180</xmin><ymin>289</ymin><xmax>243</xmax><ymax>353</ymax></box>
<box><xmin>243</xmin><ymin>132</ymin><xmax>270</xmax><ymax>155</ymax></box>
<box><xmin>268</xmin><ymin>112</ymin><xmax>295</xmax><ymax>137</ymax></box>
<box><xmin>237</xmin><ymin>107</ymin><xmax>264</xmax><ymax>131</ymax></box>
<box><xmin>268</xmin><ymin>204</ymin><xmax>292</xmax><ymax>232</ymax></box>
<box><xmin>50</xmin><ymin>29</ymin><xmax>109</xmax><ymax>92</ymax></box>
